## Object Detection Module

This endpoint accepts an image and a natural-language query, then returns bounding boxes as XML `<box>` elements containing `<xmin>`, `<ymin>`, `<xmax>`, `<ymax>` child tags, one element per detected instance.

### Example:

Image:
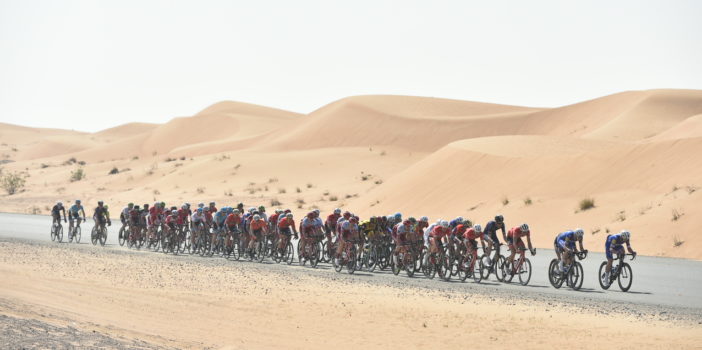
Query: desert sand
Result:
<box><xmin>1</xmin><ymin>89</ymin><xmax>701</xmax><ymax>259</ymax></box>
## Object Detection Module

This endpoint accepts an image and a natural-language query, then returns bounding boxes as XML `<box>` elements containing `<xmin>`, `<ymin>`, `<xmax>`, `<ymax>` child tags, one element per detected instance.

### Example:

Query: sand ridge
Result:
<box><xmin>1</xmin><ymin>89</ymin><xmax>701</xmax><ymax>259</ymax></box>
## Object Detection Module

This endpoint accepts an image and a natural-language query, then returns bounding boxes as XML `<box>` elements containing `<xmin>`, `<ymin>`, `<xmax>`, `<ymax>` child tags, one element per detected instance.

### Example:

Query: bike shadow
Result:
<box><xmin>572</xmin><ymin>288</ymin><xmax>604</xmax><ymax>294</ymax></box>
<box><xmin>615</xmin><ymin>290</ymin><xmax>651</xmax><ymax>295</ymax></box>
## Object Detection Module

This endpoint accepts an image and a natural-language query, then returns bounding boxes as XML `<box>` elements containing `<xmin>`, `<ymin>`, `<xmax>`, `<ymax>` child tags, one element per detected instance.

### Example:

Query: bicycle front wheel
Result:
<box><xmin>91</xmin><ymin>227</ymin><xmax>98</xmax><ymax>245</ymax></box>
<box><xmin>598</xmin><ymin>261</ymin><xmax>611</xmax><ymax>290</ymax></box>
<box><xmin>518</xmin><ymin>258</ymin><xmax>532</xmax><ymax>286</ymax></box>
<box><xmin>118</xmin><ymin>227</ymin><xmax>126</xmax><ymax>246</ymax></box>
<box><xmin>548</xmin><ymin>259</ymin><xmax>563</xmax><ymax>289</ymax></box>
<box><xmin>568</xmin><ymin>261</ymin><xmax>584</xmax><ymax>291</ymax></box>
<box><xmin>618</xmin><ymin>263</ymin><xmax>633</xmax><ymax>292</ymax></box>
<box><xmin>75</xmin><ymin>226</ymin><xmax>81</xmax><ymax>244</ymax></box>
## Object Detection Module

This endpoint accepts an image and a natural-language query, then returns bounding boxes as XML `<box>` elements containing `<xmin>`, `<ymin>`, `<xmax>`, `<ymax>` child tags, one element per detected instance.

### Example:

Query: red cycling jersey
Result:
<box><xmin>326</xmin><ymin>213</ymin><xmax>340</xmax><ymax>226</ymax></box>
<box><xmin>463</xmin><ymin>227</ymin><xmax>483</xmax><ymax>241</ymax></box>
<box><xmin>251</xmin><ymin>219</ymin><xmax>267</xmax><ymax>232</ymax></box>
<box><xmin>430</xmin><ymin>226</ymin><xmax>451</xmax><ymax>239</ymax></box>
<box><xmin>278</xmin><ymin>217</ymin><xmax>295</xmax><ymax>229</ymax></box>
<box><xmin>508</xmin><ymin>226</ymin><xmax>530</xmax><ymax>239</ymax></box>
<box><xmin>225</xmin><ymin>213</ymin><xmax>241</xmax><ymax>226</ymax></box>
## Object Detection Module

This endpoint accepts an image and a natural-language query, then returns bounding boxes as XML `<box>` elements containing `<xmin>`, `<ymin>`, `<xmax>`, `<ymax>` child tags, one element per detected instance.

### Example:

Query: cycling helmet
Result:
<box><xmin>394</xmin><ymin>213</ymin><xmax>402</xmax><ymax>221</ymax></box>
<box><xmin>57</xmin><ymin>201</ymin><xmax>63</xmax><ymax>207</ymax></box>
<box><xmin>574</xmin><ymin>228</ymin><xmax>584</xmax><ymax>238</ymax></box>
<box><xmin>620</xmin><ymin>230</ymin><xmax>630</xmax><ymax>240</ymax></box>
<box><xmin>350</xmin><ymin>217</ymin><xmax>358</xmax><ymax>223</ymax></box>
<box><xmin>171</xmin><ymin>210</ymin><xmax>177</xmax><ymax>215</ymax></box>
<box><xmin>181</xmin><ymin>205</ymin><xmax>187</xmax><ymax>210</ymax></box>
<box><xmin>284</xmin><ymin>209</ymin><xmax>291</xmax><ymax>214</ymax></box>
<box><xmin>160</xmin><ymin>201</ymin><xmax>165</xmax><ymax>207</ymax></box>
<box><xmin>98</xmin><ymin>201</ymin><xmax>104</xmax><ymax>205</ymax></box>
<box><xmin>343</xmin><ymin>211</ymin><xmax>352</xmax><ymax>218</ymax></box>
<box><xmin>286</xmin><ymin>213</ymin><xmax>293</xmax><ymax>219</ymax></box>
<box><xmin>204</xmin><ymin>207</ymin><xmax>210</xmax><ymax>212</ymax></box>
<box><xmin>233</xmin><ymin>209</ymin><xmax>240</xmax><ymax>214</ymax></box>
<box><xmin>75</xmin><ymin>200</ymin><xmax>81</xmax><ymax>204</ymax></box>
<box><xmin>440</xmin><ymin>220</ymin><xmax>449</xmax><ymax>228</ymax></box>
<box><xmin>520</xmin><ymin>223</ymin><xmax>530</xmax><ymax>232</ymax></box>
<box><xmin>258</xmin><ymin>205</ymin><xmax>265</xmax><ymax>212</ymax></box>
<box><xmin>209</xmin><ymin>202</ymin><xmax>215</xmax><ymax>206</ymax></box>
<box><xmin>370</xmin><ymin>216</ymin><xmax>377</xmax><ymax>222</ymax></box>
<box><xmin>253</xmin><ymin>214</ymin><xmax>260</xmax><ymax>220</ymax></box>
<box><xmin>420</xmin><ymin>216</ymin><xmax>428</xmax><ymax>222</ymax></box>
<box><xmin>313</xmin><ymin>209</ymin><xmax>320</xmax><ymax>215</ymax></box>
<box><xmin>403</xmin><ymin>220</ymin><xmax>411</xmax><ymax>226</ymax></box>
<box><xmin>474</xmin><ymin>224</ymin><xmax>483</xmax><ymax>233</ymax></box>
<box><xmin>307</xmin><ymin>212</ymin><xmax>315</xmax><ymax>218</ymax></box>
<box><xmin>134</xmin><ymin>205</ymin><xmax>140</xmax><ymax>210</ymax></box>
<box><xmin>334</xmin><ymin>208</ymin><xmax>341</xmax><ymax>215</ymax></box>
<box><xmin>127</xmin><ymin>202</ymin><xmax>133</xmax><ymax>208</ymax></box>
<box><xmin>495</xmin><ymin>215</ymin><xmax>504</xmax><ymax>223</ymax></box>
<box><xmin>455</xmin><ymin>216</ymin><xmax>464</xmax><ymax>223</ymax></box>
<box><xmin>197</xmin><ymin>208</ymin><xmax>203</xmax><ymax>213</ymax></box>
<box><xmin>408</xmin><ymin>217</ymin><xmax>417</xmax><ymax>224</ymax></box>
<box><xmin>170</xmin><ymin>206</ymin><xmax>177</xmax><ymax>211</ymax></box>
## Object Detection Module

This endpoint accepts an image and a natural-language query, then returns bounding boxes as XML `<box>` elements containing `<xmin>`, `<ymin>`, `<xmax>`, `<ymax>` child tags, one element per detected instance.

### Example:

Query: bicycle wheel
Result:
<box><xmin>333</xmin><ymin>254</ymin><xmax>343</xmax><ymax>273</ymax></box>
<box><xmin>347</xmin><ymin>245</ymin><xmax>357</xmax><ymax>274</ymax></box>
<box><xmin>91</xmin><ymin>227</ymin><xmax>98</xmax><ymax>245</ymax></box>
<box><xmin>391</xmin><ymin>254</ymin><xmax>401</xmax><ymax>275</ymax></box>
<box><xmin>598</xmin><ymin>262</ymin><xmax>611</xmax><ymax>290</ymax></box>
<box><xmin>256</xmin><ymin>241</ymin><xmax>265</xmax><ymax>263</ymax></box>
<box><xmin>405</xmin><ymin>253</ymin><xmax>415</xmax><ymax>277</ymax></box>
<box><xmin>422</xmin><ymin>253</ymin><xmax>436</xmax><ymax>279</ymax></box>
<box><xmin>367</xmin><ymin>247</ymin><xmax>377</xmax><ymax>272</ymax></box>
<box><xmin>458</xmin><ymin>256</ymin><xmax>469</xmax><ymax>282</ymax></box>
<box><xmin>321</xmin><ymin>241</ymin><xmax>330</xmax><ymax>263</ymax></box>
<box><xmin>230</xmin><ymin>241</ymin><xmax>240</xmax><ymax>261</ymax></box>
<box><xmin>548</xmin><ymin>259</ymin><xmax>563</xmax><ymax>289</ymax></box>
<box><xmin>285</xmin><ymin>241</ymin><xmax>294</xmax><ymax>265</ymax></box>
<box><xmin>618</xmin><ymin>263</ymin><xmax>633</xmax><ymax>292</ymax></box>
<box><xmin>518</xmin><ymin>258</ymin><xmax>532</xmax><ymax>286</ymax></box>
<box><xmin>98</xmin><ymin>227</ymin><xmax>107</xmax><ymax>247</ymax></box>
<box><xmin>500</xmin><ymin>258</ymin><xmax>514</xmax><ymax>283</ymax></box>
<box><xmin>438</xmin><ymin>250</ymin><xmax>452</xmax><ymax>282</ymax></box>
<box><xmin>479</xmin><ymin>254</ymin><xmax>491</xmax><ymax>280</ymax></box>
<box><xmin>51</xmin><ymin>224</ymin><xmax>56</xmax><ymax>241</ymax></box>
<box><xmin>568</xmin><ymin>261</ymin><xmax>584</xmax><ymax>291</ymax></box>
<box><xmin>473</xmin><ymin>255</ymin><xmax>483</xmax><ymax>283</ymax></box>
<box><xmin>118</xmin><ymin>227</ymin><xmax>126</xmax><ymax>246</ymax></box>
<box><xmin>310</xmin><ymin>242</ymin><xmax>319</xmax><ymax>268</ymax></box>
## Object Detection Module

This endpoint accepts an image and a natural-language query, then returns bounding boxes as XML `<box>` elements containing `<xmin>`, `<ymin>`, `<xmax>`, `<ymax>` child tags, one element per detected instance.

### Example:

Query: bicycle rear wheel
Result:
<box><xmin>518</xmin><ymin>258</ymin><xmax>532</xmax><ymax>286</ymax></box>
<box><xmin>548</xmin><ymin>259</ymin><xmax>563</xmax><ymax>289</ymax></box>
<box><xmin>256</xmin><ymin>241</ymin><xmax>265</xmax><ymax>263</ymax></box>
<box><xmin>285</xmin><ymin>241</ymin><xmax>294</xmax><ymax>265</ymax></box>
<box><xmin>598</xmin><ymin>262</ymin><xmax>611</xmax><ymax>290</ymax></box>
<box><xmin>99</xmin><ymin>227</ymin><xmax>107</xmax><ymax>246</ymax></box>
<box><xmin>51</xmin><ymin>224</ymin><xmax>56</xmax><ymax>241</ymax></box>
<box><xmin>347</xmin><ymin>245</ymin><xmax>357</xmax><ymax>274</ymax></box>
<box><xmin>405</xmin><ymin>253</ymin><xmax>415</xmax><ymax>277</ymax></box>
<box><xmin>56</xmin><ymin>225</ymin><xmax>63</xmax><ymax>243</ymax></box>
<box><xmin>91</xmin><ymin>227</ymin><xmax>98</xmax><ymax>245</ymax></box>
<box><xmin>118</xmin><ymin>227</ymin><xmax>126</xmax><ymax>246</ymax></box>
<box><xmin>618</xmin><ymin>263</ymin><xmax>633</xmax><ymax>292</ymax></box>
<box><xmin>458</xmin><ymin>256</ymin><xmax>469</xmax><ymax>282</ymax></box>
<box><xmin>310</xmin><ymin>242</ymin><xmax>319</xmax><ymax>268</ymax></box>
<box><xmin>473</xmin><ymin>255</ymin><xmax>483</xmax><ymax>283</ymax></box>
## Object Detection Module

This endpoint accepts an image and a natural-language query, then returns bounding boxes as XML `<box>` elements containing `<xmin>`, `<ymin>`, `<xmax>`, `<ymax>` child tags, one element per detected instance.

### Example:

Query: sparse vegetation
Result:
<box><xmin>674</xmin><ymin>236</ymin><xmax>684</xmax><ymax>247</ymax></box>
<box><xmin>296</xmin><ymin>198</ymin><xmax>305</xmax><ymax>209</ymax></box>
<box><xmin>132</xmin><ymin>156</ymin><xmax>139</xmax><ymax>160</ymax></box>
<box><xmin>28</xmin><ymin>206</ymin><xmax>41</xmax><ymax>215</ymax></box>
<box><xmin>579</xmin><ymin>198</ymin><xmax>595</xmax><ymax>211</ymax></box>
<box><xmin>616</xmin><ymin>211</ymin><xmax>626</xmax><ymax>222</ymax></box>
<box><xmin>361</xmin><ymin>174</ymin><xmax>370</xmax><ymax>181</ymax></box>
<box><xmin>40</xmin><ymin>163</ymin><xmax>50</xmax><ymax>169</ymax></box>
<box><xmin>1</xmin><ymin>171</ymin><xmax>27</xmax><ymax>195</ymax></box>
<box><xmin>323</xmin><ymin>190</ymin><xmax>329</xmax><ymax>196</ymax></box>
<box><xmin>296</xmin><ymin>187</ymin><xmax>301</xmax><ymax>193</ymax></box>
<box><xmin>672</xmin><ymin>209</ymin><xmax>684</xmax><ymax>221</ymax></box>
<box><xmin>502</xmin><ymin>197</ymin><xmax>509</xmax><ymax>206</ymax></box>
<box><xmin>165</xmin><ymin>157</ymin><xmax>177</xmax><ymax>162</ymax></box>
<box><xmin>687</xmin><ymin>186</ymin><xmax>698</xmax><ymax>194</ymax></box>
<box><xmin>153</xmin><ymin>189</ymin><xmax>160</xmax><ymax>195</ymax></box>
<box><xmin>591</xmin><ymin>227</ymin><xmax>600</xmax><ymax>235</ymax></box>
<box><xmin>234</xmin><ymin>164</ymin><xmax>241</xmax><ymax>170</ymax></box>
<box><xmin>70</xmin><ymin>168</ymin><xmax>85</xmax><ymax>182</ymax></box>
<box><xmin>224</xmin><ymin>190</ymin><xmax>233</xmax><ymax>197</ymax></box>
<box><xmin>146</xmin><ymin>162</ymin><xmax>157</xmax><ymax>175</ymax></box>
<box><xmin>306</xmin><ymin>183</ymin><xmax>313</xmax><ymax>189</ymax></box>
<box><xmin>374</xmin><ymin>179</ymin><xmax>383</xmax><ymax>185</ymax></box>
<box><xmin>215</xmin><ymin>154</ymin><xmax>231</xmax><ymax>161</ymax></box>
<box><xmin>605</xmin><ymin>227</ymin><xmax>610</xmax><ymax>234</ymax></box>
<box><xmin>278</xmin><ymin>188</ymin><xmax>286</xmax><ymax>194</ymax></box>
<box><xmin>380</xmin><ymin>151</ymin><xmax>386</xmax><ymax>156</ymax></box>
<box><xmin>77</xmin><ymin>160</ymin><xmax>86</xmax><ymax>166</ymax></box>
<box><xmin>329</xmin><ymin>195</ymin><xmax>338</xmax><ymax>201</ymax></box>
<box><xmin>268</xmin><ymin>178</ymin><xmax>278</xmax><ymax>183</ymax></box>
<box><xmin>524</xmin><ymin>197</ymin><xmax>532</xmax><ymax>206</ymax></box>
<box><xmin>196</xmin><ymin>187</ymin><xmax>205</xmax><ymax>194</ymax></box>
<box><xmin>109</xmin><ymin>167</ymin><xmax>119</xmax><ymax>175</ymax></box>
<box><xmin>270</xmin><ymin>198</ymin><xmax>282</xmax><ymax>206</ymax></box>
<box><xmin>97</xmin><ymin>187</ymin><xmax>106</xmax><ymax>191</ymax></box>
<box><xmin>56</xmin><ymin>187</ymin><xmax>65</xmax><ymax>194</ymax></box>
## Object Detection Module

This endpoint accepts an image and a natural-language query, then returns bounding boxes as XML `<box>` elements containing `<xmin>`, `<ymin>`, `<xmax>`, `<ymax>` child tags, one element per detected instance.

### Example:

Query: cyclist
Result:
<box><xmin>483</xmin><ymin>215</ymin><xmax>506</xmax><ymax>265</ymax></box>
<box><xmin>603</xmin><ymin>230</ymin><xmax>636</xmax><ymax>283</ymax></box>
<box><xmin>140</xmin><ymin>204</ymin><xmax>150</xmax><ymax>232</ymax></box>
<box><xmin>68</xmin><ymin>200</ymin><xmax>86</xmax><ymax>233</ymax></box>
<box><xmin>248</xmin><ymin>214</ymin><xmax>267</xmax><ymax>258</ymax></box>
<box><xmin>226</xmin><ymin>208</ymin><xmax>242</xmax><ymax>248</ymax></box>
<box><xmin>165</xmin><ymin>210</ymin><xmax>179</xmax><ymax>240</ymax></box>
<box><xmin>177</xmin><ymin>204</ymin><xmax>190</xmax><ymax>228</ymax></box>
<box><xmin>120</xmin><ymin>203</ymin><xmax>133</xmax><ymax>226</ymax></box>
<box><xmin>429</xmin><ymin>220</ymin><xmax>451</xmax><ymax>256</ymax></box>
<box><xmin>93</xmin><ymin>201</ymin><xmax>111</xmax><ymax>231</ymax></box>
<box><xmin>506</xmin><ymin>223</ymin><xmax>536</xmax><ymax>266</ymax></box>
<box><xmin>51</xmin><ymin>201</ymin><xmax>66</xmax><ymax>225</ymax></box>
<box><xmin>300</xmin><ymin>212</ymin><xmax>318</xmax><ymax>260</ymax></box>
<box><xmin>554</xmin><ymin>228</ymin><xmax>586</xmax><ymax>274</ymax></box>
<box><xmin>462</xmin><ymin>224</ymin><xmax>484</xmax><ymax>269</ymax></box>
<box><xmin>449</xmin><ymin>216</ymin><xmax>464</xmax><ymax>229</ymax></box>
<box><xmin>392</xmin><ymin>220</ymin><xmax>413</xmax><ymax>266</ymax></box>
<box><xmin>336</xmin><ymin>216</ymin><xmax>359</xmax><ymax>265</ymax></box>
<box><xmin>335</xmin><ymin>211</ymin><xmax>352</xmax><ymax>235</ymax></box>
<box><xmin>325</xmin><ymin>209</ymin><xmax>342</xmax><ymax>234</ymax></box>
<box><xmin>423</xmin><ymin>219</ymin><xmax>441</xmax><ymax>248</ymax></box>
<box><xmin>257</xmin><ymin>206</ymin><xmax>267</xmax><ymax>222</ymax></box>
<box><xmin>277</xmin><ymin>213</ymin><xmax>298</xmax><ymax>255</ymax></box>
<box><xmin>209</xmin><ymin>202</ymin><xmax>218</xmax><ymax>214</ymax></box>
<box><xmin>190</xmin><ymin>208</ymin><xmax>206</xmax><ymax>246</ymax></box>
<box><xmin>213</xmin><ymin>207</ymin><xmax>228</xmax><ymax>247</ymax></box>
<box><xmin>128</xmin><ymin>205</ymin><xmax>142</xmax><ymax>241</ymax></box>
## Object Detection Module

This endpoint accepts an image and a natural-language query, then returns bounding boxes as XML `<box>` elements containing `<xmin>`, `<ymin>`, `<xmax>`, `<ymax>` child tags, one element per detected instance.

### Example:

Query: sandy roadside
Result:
<box><xmin>0</xmin><ymin>239</ymin><xmax>700</xmax><ymax>350</ymax></box>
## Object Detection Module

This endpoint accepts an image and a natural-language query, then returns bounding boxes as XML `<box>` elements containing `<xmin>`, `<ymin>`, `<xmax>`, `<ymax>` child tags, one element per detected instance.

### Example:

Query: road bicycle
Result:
<box><xmin>91</xmin><ymin>222</ymin><xmax>108</xmax><ymax>246</ymax></box>
<box><xmin>334</xmin><ymin>239</ymin><xmax>359</xmax><ymax>274</ymax></box>
<box><xmin>599</xmin><ymin>253</ymin><xmax>636</xmax><ymax>292</ymax></box>
<box><xmin>50</xmin><ymin>220</ymin><xmax>64</xmax><ymax>243</ymax></box>
<box><xmin>501</xmin><ymin>246</ymin><xmax>534</xmax><ymax>286</ymax></box>
<box><xmin>68</xmin><ymin>219</ymin><xmax>84</xmax><ymax>244</ymax></box>
<box><xmin>549</xmin><ymin>250</ymin><xmax>588</xmax><ymax>290</ymax></box>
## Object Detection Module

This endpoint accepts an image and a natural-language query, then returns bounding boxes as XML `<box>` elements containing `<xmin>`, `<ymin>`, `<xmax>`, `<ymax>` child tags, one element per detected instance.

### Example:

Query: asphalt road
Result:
<box><xmin>1</xmin><ymin>212</ymin><xmax>701</xmax><ymax>317</ymax></box>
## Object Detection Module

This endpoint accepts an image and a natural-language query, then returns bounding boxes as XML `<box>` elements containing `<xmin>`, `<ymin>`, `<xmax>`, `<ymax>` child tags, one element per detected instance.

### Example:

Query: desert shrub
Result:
<box><xmin>296</xmin><ymin>187</ymin><xmax>301</xmax><ymax>193</ymax></box>
<box><xmin>70</xmin><ymin>168</ymin><xmax>85</xmax><ymax>182</ymax></box>
<box><xmin>109</xmin><ymin>167</ymin><xmax>119</xmax><ymax>175</ymax></box>
<box><xmin>579</xmin><ymin>198</ymin><xmax>595</xmax><ymax>211</ymax></box>
<box><xmin>674</xmin><ymin>236</ymin><xmax>684</xmax><ymax>247</ymax></box>
<box><xmin>672</xmin><ymin>209</ymin><xmax>683</xmax><ymax>221</ymax></box>
<box><xmin>278</xmin><ymin>188</ymin><xmax>286</xmax><ymax>194</ymax></box>
<box><xmin>1</xmin><ymin>171</ymin><xmax>26</xmax><ymax>195</ymax></box>
<box><xmin>329</xmin><ymin>195</ymin><xmax>338</xmax><ymax>201</ymax></box>
<box><xmin>502</xmin><ymin>197</ymin><xmax>509</xmax><ymax>206</ymax></box>
<box><xmin>375</xmin><ymin>179</ymin><xmax>383</xmax><ymax>185</ymax></box>
<box><xmin>270</xmin><ymin>198</ymin><xmax>282</xmax><ymax>206</ymax></box>
<box><xmin>524</xmin><ymin>197</ymin><xmax>532</xmax><ymax>206</ymax></box>
<box><xmin>306</xmin><ymin>183</ymin><xmax>313</xmax><ymax>188</ymax></box>
<box><xmin>196</xmin><ymin>187</ymin><xmax>205</xmax><ymax>194</ymax></box>
<box><xmin>77</xmin><ymin>160</ymin><xmax>86</xmax><ymax>166</ymax></box>
<box><xmin>40</xmin><ymin>163</ymin><xmax>50</xmax><ymax>169</ymax></box>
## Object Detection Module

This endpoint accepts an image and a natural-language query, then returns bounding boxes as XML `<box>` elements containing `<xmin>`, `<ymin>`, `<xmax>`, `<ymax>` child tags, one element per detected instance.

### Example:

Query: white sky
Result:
<box><xmin>1</xmin><ymin>0</ymin><xmax>701</xmax><ymax>132</ymax></box>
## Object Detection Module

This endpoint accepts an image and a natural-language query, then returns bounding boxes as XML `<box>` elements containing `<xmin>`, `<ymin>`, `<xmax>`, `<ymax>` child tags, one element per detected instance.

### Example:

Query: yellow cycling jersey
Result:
<box><xmin>361</xmin><ymin>221</ymin><xmax>383</xmax><ymax>239</ymax></box>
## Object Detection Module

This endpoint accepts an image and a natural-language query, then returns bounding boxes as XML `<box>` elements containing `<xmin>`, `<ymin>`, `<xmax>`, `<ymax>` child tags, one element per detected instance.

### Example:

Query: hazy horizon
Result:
<box><xmin>2</xmin><ymin>0</ymin><xmax>701</xmax><ymax>132</ymax></box>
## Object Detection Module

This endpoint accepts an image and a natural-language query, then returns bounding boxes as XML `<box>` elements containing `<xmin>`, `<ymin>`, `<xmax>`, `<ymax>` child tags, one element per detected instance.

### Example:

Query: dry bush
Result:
<box><xmin>374</xmin><ymin>179</ymin><xmax>383</xmax><ymax>185</ymax></box>
<box><xmin>70</xmin><ymin>168</ymin><xmax>85</xmax><ymax>182</ymax></box>
<box><xmin>524</xmin><ymin>197</ymin><xmax>532</xmax><ymax>206</ymax></box>
<box><xmin>306</xmin><ymin>183</ymin><xmax>313</xmax><ymax>188</ymax></box>
<box><xmin>196</xmin><ymin>187</ymin><xmax>205</xmax><ymax>194</ymax></box>
<box><xmin>278</xmin><ymin>188</ymin><xmax>286</xmax><ymax>194</ymax></box>
<box><xmin>329</xmin><ymin>195</ymin><xmax>338</xmax><ymax>201</ymax></box>
<box><xmin>579</xmin><ymin>198</ymin><xmax>595</xmax><ymax>211</ymax></box>
<box><xmin>615</xmin><ymin>211</ymin><xmax>626</xmax><ymax>222</ymax></box>
<box><xmin>296</xmin><ymin>187</ymin><xmax>301</xmax><ymax>193</ymax></box>
<box><xmin>502</xmin><ymin>197</ymin><xmax>509</xmax><ymax>206</ymax></box>
<box><xmin>672</xmin><ymin>209</ymin><xmax>684</xmax><ymax>221</ymax></box>
<box><xmin>673</xmin><ymin>236</ymin><xmax>684</xmax><ymax>247</ymax></box>
<box><xmin>270</xmin><ymin>198</ymin><xmax>282</xmax><ymax>206</ymax></box>
<box><xmin>1</xmin><ymin>171</ymin><xmax>26</xmax><ymax>195</ymax></box>
<box><xmin>109</xmin><ymin>167</ymin><xmax>119</xmax><ymax>175</ymax></box>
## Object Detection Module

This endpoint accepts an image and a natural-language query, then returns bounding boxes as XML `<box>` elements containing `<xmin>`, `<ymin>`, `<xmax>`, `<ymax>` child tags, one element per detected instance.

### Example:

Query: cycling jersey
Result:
<box><xmin>191</xmin><ymin>212</ymin><xmax>204</xmax><ymax>223</ymax></box>
<box><xmin>430</xmin><ymin>226</ymin><xmax>450</xmax><ymax>240</ymax></box>
<box><xmin>214</xmin><ymin>211</ymin><xmax>227</xmax><ymax>226</ymax></box>
<box><xmin>51</xmin><ymin>205</ymin><xmax>64</xmax><ymax>217</ymax></box>
<box><xmin>225</xmin><ymin>213</ymin><xmax>241</xmax><ymax>227</ymax></box>
<box><xmin>250</xmin><ymin>219</ymin><xmax>266</xmax><ymax>233</ymax></box>
<box><xmin>278</xmin><ymin>217</ymin><xmax>295</xmax><ymax>229</ymax></box>
<box><xmin>462</xmin><ymin>226</ymin><xmax>483</xmax><ymax>241</ymax></box>
<box><xmin>484</xmin><ymin>220</ymin><xmax>505</xmax><ymax>243</ymax></box>
<box><xmin>508</xmin><ymin>226</ymin><xmax>530</xmax><ymax>240</ymax></box>
<box><xmin>69</xmin><ymin>205</ymin><xmax>84</xmax><ymax>218</ymax></box>
<box><xmin>340</xmin><ymin>221</ymin><xmax>358</xmax><ymax>240</ymax></box>
<box><xmin>555</xmin><ymin>231</ymin><xmax>576</xmax><ymax>250</ymax></box>
<box><xmin>605</xmin><ymin>234</ymin><xmax>631</xmax><ymax>259</ymax></box>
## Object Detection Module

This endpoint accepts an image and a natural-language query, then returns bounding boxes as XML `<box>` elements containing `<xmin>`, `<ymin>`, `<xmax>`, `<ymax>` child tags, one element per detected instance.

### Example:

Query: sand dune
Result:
<box><xmin>1</xmin><ymin>89</ymin><xmax>701</xmax><ymax>259</ymax></box>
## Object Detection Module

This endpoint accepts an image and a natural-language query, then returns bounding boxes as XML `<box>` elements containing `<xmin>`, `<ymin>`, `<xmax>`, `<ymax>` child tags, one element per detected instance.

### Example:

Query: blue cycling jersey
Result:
<box><xmin>214</xmin><ymin>211</ymin><xmax>227</xmax><ymax>225</ymax></box>
<box><xmin>483</xmin><ymin>221</ymin><xmax>505</xmax><ymax>242</ymax></box>
<box><xmin>69</xmin><ymin>204</ymin><xmax>84</xmax><ymax>215</ymax></box>
<box><xmin>556</xmin><ymin>231</ymin><xmax>576</xmax><ymax>249</ymax></box>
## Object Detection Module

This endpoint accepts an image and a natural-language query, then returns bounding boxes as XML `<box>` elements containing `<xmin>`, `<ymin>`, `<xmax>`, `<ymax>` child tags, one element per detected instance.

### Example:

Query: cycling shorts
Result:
<box><xmin>279</xmin><ymin>227</ymin><xmax>292</xmax><ymax>237</ymax></box>
<box><xmin>605</xmin><ymin>237</ymin><xmax>624</xmax><ymax>260</ymax></box>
